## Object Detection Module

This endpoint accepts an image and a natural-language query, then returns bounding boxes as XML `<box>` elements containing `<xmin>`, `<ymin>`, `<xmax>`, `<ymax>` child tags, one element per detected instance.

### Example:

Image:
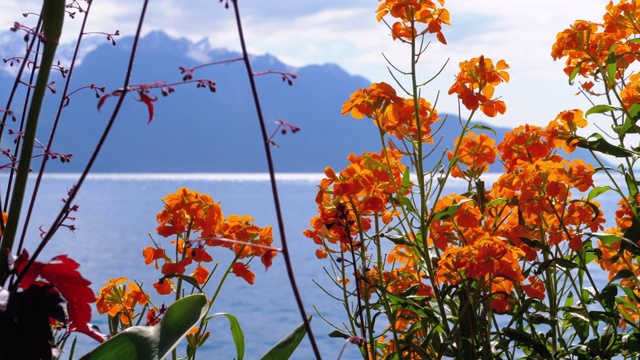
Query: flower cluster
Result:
<box><xmin>342</xmin><ymin>82</ymin><xmax>440</xmax><ymax>143</ymax></box>
<box><xmin>375</xmin><ymin>0</ymin><xmax>450</xmax><ymax>44</ymax></box>
<box><xmin>551</xmin><ymin>1</ymin><xmax>640</xmax><ymax>93</ymax></box>
<box><xmin>448</xmin><ymin>132</ymin><xmax>497</xmax><ymax>179</ymax></box>
<box><xmin>448</xmin><ymin>56</ymin><xmax>510</xmax><ymax>117</ymax></box>
<box><xmin>149</xmin><ymin>187</ymin><xmax>277</xmax><ymax>292</ymax></box>
<box><xmin>95</xmin><ymin>277</ymin><xmax>148</xmax><ymax>326</ymax></box>
<box><xmin>307</xmin><ymin>0</ymin><xmax>640</xmax><ymax>358</ymax></box>
<box><xmin>304</xmin><ymin>147</ymin><xmax>408</xmax><ymax>258</ymax></box>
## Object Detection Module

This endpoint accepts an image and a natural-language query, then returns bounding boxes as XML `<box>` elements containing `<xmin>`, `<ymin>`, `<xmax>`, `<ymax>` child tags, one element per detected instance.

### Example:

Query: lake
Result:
<box><xmin>11</xmin><ymin>173</ymin><xmax>620</xmax><ymax>359</ymax></box>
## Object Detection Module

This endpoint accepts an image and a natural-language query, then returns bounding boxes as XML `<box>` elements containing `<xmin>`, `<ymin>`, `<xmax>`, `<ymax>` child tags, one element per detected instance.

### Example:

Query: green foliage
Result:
<box><xmin>260</xmin><ymin>315</ymin><xmax>311</xmax><ymax>360</ymax></box>
<box><xmin>80</xmin><ymin>294</ymin><xmax>207</xmax><ymax>360</ymax></box>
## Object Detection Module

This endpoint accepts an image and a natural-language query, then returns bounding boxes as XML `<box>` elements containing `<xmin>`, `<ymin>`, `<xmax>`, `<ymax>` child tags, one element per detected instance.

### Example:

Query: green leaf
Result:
<box><xmin>328</xmin><ymin>330</ymin><xmax>350</xmax><ymax>339</ymax></box>
<box><xmin>395</xmin><ymin>196</ymin><xmax>417</xmax><ymax>214</ymax></box>
<box><xmin>588</xmin><ymin>186</ymin><xmax>612</xmax><ymax>201</ymax></box>
<box><xmin>401</xmin><ymin>167</ymin><xmax>411</xmax><ymax>193</ymax></box>
<box><xmin>382</xmin><ymin>232</ymin><xmax>413</xmax><ymax>245</ymax></box>
<box><xmin>469</xmin><ymin>124</ymin><xmax>497</xmax><ymax>136</ymax></box>
<box><xmin>587</xmin><ymin>232</ymin><xmax>640</xmax><ymax>257</ymax></box>
<box><xmin>177</xmin><ymin>274</ymin><xmax>203</xmax><ymax>291</ymax></box>
<box><xmin>565</xmin><ymin>291</ymin><xmax>574</xmax><ymax>307</ymax></box>
<box><xmin>206</xmin><ymin>313</ymin><xmax>245</xmax><ymax>360</ymax></box>
<box><xmin>622</xmin><ymin>333</ymin><xmax>640</xmax><ymax>354</ymax></box>
<box><xmin>613</xmin><ymin>118</ymin><xmax>636</xmax><ymax>138</ymax></box>
<box><xmin>536</xmin><ymin>258</ymin><xmax>578</xmax><ymax>274</ymax></box>
<box><xmin>600</xmin><ymin>284</ymin><xmax>618</xmax><ymax>313</ymax></box>
<box><xmin>606</xmin><ymin>61</ymin><xmax>617</xmax><ymax>87</ymax></box>
<box><xmin>485</xmin><ymin>197</ymin><xmax>509</xmax><ymax>207</ymax></box>
<box><xmin>576</xmin><ymin>133</ymin><xmax>636</xmax><ymax>157</ymax></box>
<box><xmin>568</xmin><ymin>60</ymin><xmax>584</xmax><ymax>85</ymax></box>
<box><xmin>80</xmin><ymin>294</ymin><xmax>208</xmax><ymax>360</ymax></box>
<box><xmin>585</xmin><ymin>104</ymin><xmax>617</xmax><ymax>117</ymax></box>
<box><xmin>589</xmin><ymin>232</ymin><xmax>625</xmax><ymax>244</ymax></box>
<box><xmin>630</xmin><ymin>103</ymin><xmax>640</xmax><ymax>120</ymax></box>
<box><xmin>260</xmin><ymin>315</ymin><xmax>311</xmax><ymax>360</ymax></box>
<box><xmin>626</xmin><ymin>172</ymin><xmax>639</xmax><ymax>199</ymax></box>
<box><xmin>588</xmin><ymin>310</ymin><xmax>620</xmax><ymax>324</ymax></box>
<box><xmin>567</xmin><ymin>313</ymin><xmax>590</xmax><ymax>342</ymax></box>
<box><xmin>609</xmin><ymin>269</ymin><xmax>635</xmax><ymax>283</ymax></box>
<box><xmin>502</xmin><ymin>328</ymin><xmax>551</xmax><ymax>357</ymax></box>
<box><xmin>431</xmin><ymin>199</ymin><xmax>473</xmax><ymax>221</ymax></box>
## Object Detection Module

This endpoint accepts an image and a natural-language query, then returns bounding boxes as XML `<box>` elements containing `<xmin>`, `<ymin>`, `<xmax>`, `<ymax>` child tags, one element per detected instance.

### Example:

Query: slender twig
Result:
<box><xmin>16</xmin><ymin>0</ymin><xmax>95</xmax><ymax>258</ymax></box>
<box><xmin>0</xmin><ymin>0</ymin><xmax>65</xmax><ymax>285</ymax></box>
<box><xmin>11</xmin><ymin>0</ymin><xmax>151</xmax><ymax>291</ymax></box>
<box><xmin>0</xmin><ymin>18</ymin><xmax>43</xmax><ymax>221</ymax></box>
<box><xmin>231</xmin><ymin>1</ymin><xmax>321</xmax><ymax>358</ymax></box>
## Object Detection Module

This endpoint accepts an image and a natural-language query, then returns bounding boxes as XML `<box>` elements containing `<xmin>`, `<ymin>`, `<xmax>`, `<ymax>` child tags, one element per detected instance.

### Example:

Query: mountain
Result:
<box><xmin>0</xmin><ymin>31</ymin><xmax>597</xmax><ymax>173</ymax></box>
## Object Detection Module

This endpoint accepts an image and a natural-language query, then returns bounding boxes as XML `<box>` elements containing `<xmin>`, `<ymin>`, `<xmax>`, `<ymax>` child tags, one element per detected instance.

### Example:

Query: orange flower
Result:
<box><xmin>232</xmin><ymin>262</ymin><xmax>255</xmax><ymax>285</ymax></box>
<box><xmin>188</xmin><ymin>247</ymin><xmax>213</xmax><ymax>263</ymax></box>
<box><xmin>342</xmin><ymin>82</ymin><xmax>403</xmax><ymax>120</ymax></box>
<box><xmin>191</xmin><ymin>265</ymin><xmax>210</xmax><ymax>285</ymax></box>
<box><xmin>436</xmin><ymin>235</ymin><xmax>524</xmax><ymax>287</ymax></box>
<box><xmin>448</xmin><ymin>56</ymin><xmax>509</xmax><ymax>117</ymax></box>
<box><xmin>617</xmin><ymin>196</ymin><xmax>638</xmax><ymax>233</ymax></box>
<box><xmin>305</xmin><ymin>147</ymin><xmax>408</xmax><ymax>256</ymax></box>
<box><xmin>498</xmin><ymin>124</ymin><xmax>556</xmax><ymax>171</ymax></box>
<box><xmin>343</xmin><ymin>83</ymin><xmax>440</xmax><ymax>142</ymax></box>
<box><xmin>156</xmin><ymin>187</ymin><xmax>223</xmax><ymax>238</ymax></box>
<box><xmin>490</xmin><ymin>278</ymin><xmax>515</xmax><ymax>313</ymax></box>
<box><xmin>95</xmin><ymin>277</ymin><xmax>149</xmax><ymax>325</ymax></box>
<box><xmin>522</xmin><ymin>276</ymin><xmax>546</xmax><ymax>300</ymax></box>
<box><xmin>376</xmin><ymin>0</ymin><xmax>450</xmax><ymax>44</ymax></box>
<box><xmin>161</xmin><ymin>257</ymin><xmax>193</xmax><ymax>276</ymax></box>
<box><xmin>551</xmin><ymin>15</ymin><xmax>637</xmax><ymax>83</ymax></box>
<box><xmin>620</xmin><ymin>73</ymin><xmax>640</xmax><ymax>112</ymax></box>
<box><xmin>215</xmin><ymin>216</ymin><xmax>276</xmax><ymax>266</ymax></box>
<box><xmin>153</xmin><ymin>278</ymin><xmax>174</xmax><ymax>295</ymax></box>
<box><xmin>448</xmin><ymin>132</ymin><xmax>497</xmax><ymax>179</ymax></box>
<box><xmin>315</xmin><ymin>248</ymin><xmax>328</xmax><ymax>259</ymax></box>
<box><xmin>146</xmin><ymin>307</ymin><xmax>160</xmax><ymax>326</ymax></box>
<box><xmin>143</xmin><ymin>246</ymin><xmax>166</xmax><ymax>269</ymax></box>
<box><xmin>260</xmin><ymin>249</ymin><xmax>277</xmax><ymax>269</ymax></box>
<box><xmin>0</xmin><ymin>212</ymin><xmax>7</xmax><ymax>236</ymax></box>
<box><xmin>95</xmin><ymin>277</ymin><xmax>128</xmax><ymax>317</ymax></box>
<box><xmin>545</xmin><ymin>109</ymin><xmax>587</xmax><ymax>154</ymax></box>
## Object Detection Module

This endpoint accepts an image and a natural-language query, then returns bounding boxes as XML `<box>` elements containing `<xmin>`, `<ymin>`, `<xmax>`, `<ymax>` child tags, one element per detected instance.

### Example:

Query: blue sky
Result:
<box><xmin>1</xmin><ymin>0</ymin><xmax>612</xmax><ymax>129</ymax></box>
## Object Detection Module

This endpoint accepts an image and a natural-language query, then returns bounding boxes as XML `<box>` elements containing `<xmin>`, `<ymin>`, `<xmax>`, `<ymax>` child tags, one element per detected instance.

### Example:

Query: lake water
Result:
<box><xmin>11</xmin><ymin>173</ymin><xmax>620</xmax><ymax>359</ymax></box>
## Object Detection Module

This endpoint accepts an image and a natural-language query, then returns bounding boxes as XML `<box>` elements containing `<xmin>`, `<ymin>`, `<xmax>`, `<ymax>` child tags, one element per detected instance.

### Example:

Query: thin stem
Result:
<box><xmin>11</xmin><ymin>0</ymin><xmax>151</xmax><ymax>291</ymax></box>
<box><xmin>16</xmin><ymin>0</ymin><xmax>95</xmax><ymax>258</ymax></box>
<box><xmin>0</xmin><ymin>0</ymin><xmax>65</xmax><ymax>285</ymax></box>
<box><xmin>230</xmin><ymin>1</ymin><xmax>321</xmax><ymax>358</ymax></box>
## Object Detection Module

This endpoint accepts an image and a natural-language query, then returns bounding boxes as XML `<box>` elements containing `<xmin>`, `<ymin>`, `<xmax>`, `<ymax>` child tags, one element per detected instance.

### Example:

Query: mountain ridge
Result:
<box><xmin>0</xmin><ymin>30</ymin><xmax>597</xmax><ymax>173</ymax></box>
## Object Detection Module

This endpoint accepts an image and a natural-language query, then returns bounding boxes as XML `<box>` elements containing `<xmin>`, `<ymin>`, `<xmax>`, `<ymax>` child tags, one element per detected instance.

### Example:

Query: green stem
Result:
<box><xmin>0</xmin><ymin>0</ymin><xmax>65</xmax><ymax>284</ymax></box>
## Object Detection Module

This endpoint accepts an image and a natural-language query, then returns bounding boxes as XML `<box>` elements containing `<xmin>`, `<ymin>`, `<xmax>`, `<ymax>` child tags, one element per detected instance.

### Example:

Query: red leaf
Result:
<box><xmin>15</xmin><ymin>250</ymin><xmax>101</xmax><ymax>342</ymax></box>
<box><xmin>97</xmin><ymin>93</ymin><xmax>111</xmax><ymax>112</ymax></box>
<box><xmin>136</xmin><ymin>91</ymin><xmax>158</xmax><ymax>124</ymax></box>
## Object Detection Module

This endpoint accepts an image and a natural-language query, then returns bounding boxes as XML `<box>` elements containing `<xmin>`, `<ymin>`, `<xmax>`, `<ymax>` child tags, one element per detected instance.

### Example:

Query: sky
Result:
<box><xmin>1</xmin><ymin>0</ymin><xmax>613</xmax><ymax>130</ymax></box>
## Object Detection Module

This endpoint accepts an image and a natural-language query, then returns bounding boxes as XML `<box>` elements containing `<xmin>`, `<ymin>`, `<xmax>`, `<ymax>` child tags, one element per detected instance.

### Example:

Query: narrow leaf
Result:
<box><xmin>328</xmin><ymin>330</ymin><xmax>350</xmax><ymax>339</ymax></box>
<box><xmin>260</xmin><ymin>315</ymin><xmax>311</xmax><ymax>360</ymax></box>
<box><xmin>588</xmin><ymin>186</ymin><xmax>612</xmax><ymax>201</ymax></box>
<box><xmin>80</xmin><ymin>294</ymin><xmax>208</xmax><ymax>360</ymax></box>
<box><xmin>205</xmin><ymin>313</ymin><xmax>245</xmax><ymax>360</ymax></box>
<box><xmin>136</xmin><ymin>92</ymin><xmax>158</xmax><ymax>124</ymax></box>
<box><xmin>469</xmin><ymin>124</ymin><xmax>497</xmax><ymax>136</ymax></box>
<box><xmin>585</xmin><ymin>104</ymin><xmax>616</xmax><ymax>117</ymax></box>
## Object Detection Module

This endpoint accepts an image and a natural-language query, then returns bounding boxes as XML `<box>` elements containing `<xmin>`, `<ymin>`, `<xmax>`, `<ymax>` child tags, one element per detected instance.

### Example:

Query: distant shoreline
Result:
<box><xmin>11</xmin><ymin>172</ymin><xmax>620</xmax><ymax>187</ymax></box>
